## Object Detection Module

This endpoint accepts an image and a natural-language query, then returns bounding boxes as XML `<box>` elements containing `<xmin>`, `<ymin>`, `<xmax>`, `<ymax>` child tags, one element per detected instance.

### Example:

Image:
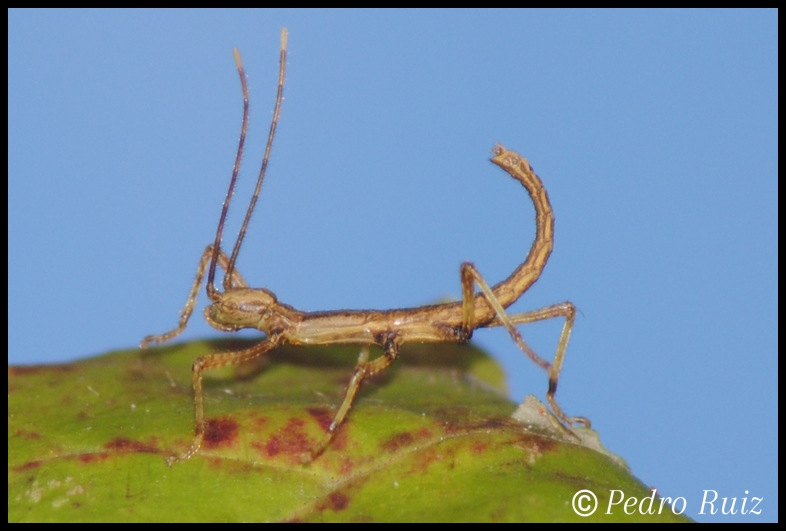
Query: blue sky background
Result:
<box><xmin>9</xmin><ymin>9</ymin><xmax>776</xmax><ymax>521</ymax></box>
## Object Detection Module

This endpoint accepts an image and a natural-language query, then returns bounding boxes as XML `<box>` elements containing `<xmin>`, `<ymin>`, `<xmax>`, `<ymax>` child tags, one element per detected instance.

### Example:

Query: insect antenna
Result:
<box><xmin>223</xmin><ymin>28</ymin><xmax>288</xmax><ymax>292</ymax></box>
<box><xmin>206</xmin><ymin>47</ymin><xmax>251</xmax><ymax>299</ymax></box>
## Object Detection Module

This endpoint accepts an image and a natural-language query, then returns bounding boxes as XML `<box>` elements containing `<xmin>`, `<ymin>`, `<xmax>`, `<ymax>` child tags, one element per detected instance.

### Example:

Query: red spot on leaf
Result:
<box><xmin>330</xmin><ymin>428</ymin><xmax>349</xmax><ymax>452</ymax></box>
<box><xmin>14</xmin><ymin>429</ymin><xmax>41</xmax><ymax>439</ymax></box>
<box><xmin>381</xmin><ymin>427</ymin><xmax>433</xmax><ymax>454</ymax></box>
<box><xmin>306</xmin><ymin>407</ymin><xmax>333</xmax><ymax>431</ymax></box>
<box><xmin>203</xmin><ymin>416</ymin><xmax>239</xmax><ymax>449</ymax></box>
<box><xmin>514</xmin><ymin>434</ymin><xmax>557</xmax><ymax>454</ymax></box>
<box><xmin>12</xmin><ymin>460</ymin><xmax>42</xmax><ymax>472</ymax></box>
<box><xmin>328</xmin><ymin>491</ymin><xmax>350</xmax><ymax>511</ymax></box>
<box><xmin>263</xmin><ymin>417</ymin><xmax>310</xmax><ymax>457</ymax></box>
<box><xmin>415</xmin><ymin>428</ymin><xmax>434</xmax><ymax>439</ymax></box>
<box><xmin>382</xmin><ymin>432</ymin><xmax>415</xmax><ymax>452</ymax></box>
<box><xmin>339</xmin><ymin>458</ymin><xmax>354</xmax><ymax>476</ymax></box>
<box><xmin>471</xmin><ymin>441</ymin><xmax>488</xmax><ymax>454</ymax></box>
<box><xmin>78</xmin><ymin>452</ymin><xmax>109</xmax><ymax>463</ymax></box>
<box><xmin>408</xmin><ymin>446</ymin><xmax>448</xmax><ymax>475</ymax></box>
<box><xmin>104</xmin><ymin>437</ymin><xmax>157</xmax><ymax>453</ymax></box>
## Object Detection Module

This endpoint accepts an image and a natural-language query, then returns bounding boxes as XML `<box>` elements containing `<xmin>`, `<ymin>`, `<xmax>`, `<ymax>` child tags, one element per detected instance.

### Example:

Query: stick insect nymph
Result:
<box><xmin>142</xmin><ymin>28</ymin><xmax>590</xmax><ymax>465</ymax></box>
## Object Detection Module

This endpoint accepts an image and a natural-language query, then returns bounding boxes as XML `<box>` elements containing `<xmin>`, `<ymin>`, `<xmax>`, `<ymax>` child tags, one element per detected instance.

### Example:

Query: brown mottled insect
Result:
<box><xmin>142</xmin><ymin>28</ymin><xmax>589</xmax><ymax>465</ymax></box>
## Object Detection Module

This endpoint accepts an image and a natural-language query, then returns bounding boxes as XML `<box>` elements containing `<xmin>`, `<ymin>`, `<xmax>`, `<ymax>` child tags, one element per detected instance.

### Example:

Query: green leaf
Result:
<box><xmin>9</xmin><ymin>339</ymin><xmax>691</xmax><ymax>522</ymax></box>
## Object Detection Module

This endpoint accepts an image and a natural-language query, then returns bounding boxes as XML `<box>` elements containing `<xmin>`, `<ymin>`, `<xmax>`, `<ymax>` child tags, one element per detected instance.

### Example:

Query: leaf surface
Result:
<box><xmin>9</xmin><ymin>339</ymin><xmax>690</xmax><ymax>522</ymax></box>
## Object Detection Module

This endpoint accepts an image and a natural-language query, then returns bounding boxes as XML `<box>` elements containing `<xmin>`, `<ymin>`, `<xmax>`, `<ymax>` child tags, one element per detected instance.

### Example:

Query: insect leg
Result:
<box><xmin>307</xmin><ymin>337</ymin><xmax>401</xmax><ymax>462</ymax></box>
<box><xmin>167</xmin><ymin>333</ymin><xmax>284</xmax><ymax>465</ymax></box>
<box><xmin>140</xmin><ymin>244</ymin><xmax>248</xmax><ymax>348</ymax></box>
<box><xmin>460</xmin><ymin>262</ymin><xmax>590</xmax><ymax>428</ymax></box>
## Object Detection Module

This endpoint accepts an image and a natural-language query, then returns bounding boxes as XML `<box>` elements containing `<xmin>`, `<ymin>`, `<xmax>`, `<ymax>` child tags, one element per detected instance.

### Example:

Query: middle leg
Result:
<box><xmin>306</xmin><ymin>335</ymin><xmax>401</xmax><ymax>462</ymax></box>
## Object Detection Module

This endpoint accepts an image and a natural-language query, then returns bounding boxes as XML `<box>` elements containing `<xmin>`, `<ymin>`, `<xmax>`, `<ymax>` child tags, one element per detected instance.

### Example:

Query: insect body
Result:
<box><xmin>142</xmin><ymin>28</ymin><xmax>589</xmax><ymax>465</ymax></box>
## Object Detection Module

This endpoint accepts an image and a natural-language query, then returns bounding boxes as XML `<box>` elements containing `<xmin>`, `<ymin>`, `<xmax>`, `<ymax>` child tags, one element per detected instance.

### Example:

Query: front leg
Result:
<box><xmin>140</xmin><ymin>244</ymin><xmax>249</xmax><ymax>348</ymax></box>
<box><xmin>168</xmin><ymin>333</ymin><xmax>285</xmax><ymax>465</ymax></box>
